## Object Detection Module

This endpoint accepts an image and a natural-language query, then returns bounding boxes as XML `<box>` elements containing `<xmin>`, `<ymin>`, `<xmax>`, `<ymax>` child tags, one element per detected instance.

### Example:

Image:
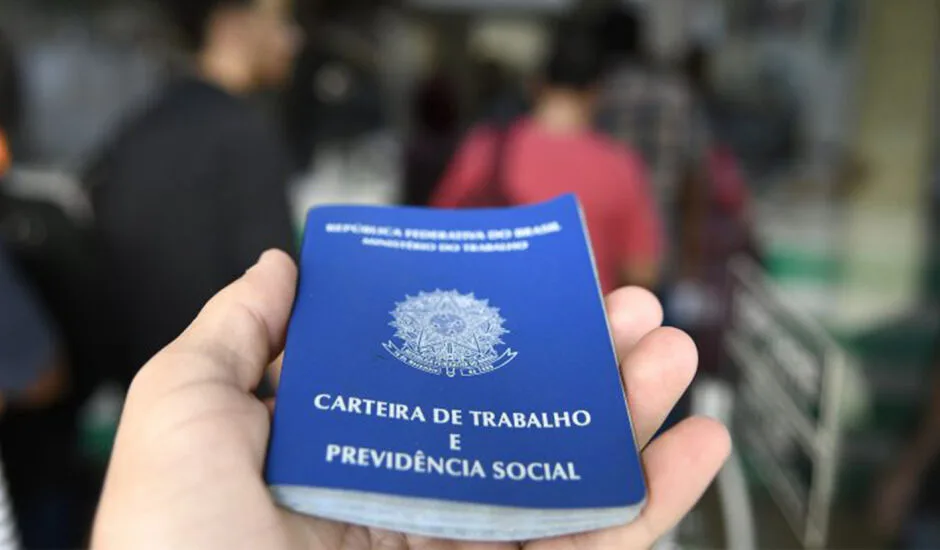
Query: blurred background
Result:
<box><xmin>0</xmin><ymin>0</ymin><xmax>938</xmax><ymax>548</ymax></box>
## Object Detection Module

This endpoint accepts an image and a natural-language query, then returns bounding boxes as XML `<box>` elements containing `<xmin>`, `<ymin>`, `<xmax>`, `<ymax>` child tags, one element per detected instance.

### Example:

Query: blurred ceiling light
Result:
<box><xmin>468</xmin><ymin>19</ymin><xmax>549</xmax><ymax>75</ymax></box>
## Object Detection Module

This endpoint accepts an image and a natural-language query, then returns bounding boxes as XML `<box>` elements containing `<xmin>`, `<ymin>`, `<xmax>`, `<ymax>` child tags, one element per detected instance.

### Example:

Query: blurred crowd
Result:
<box><xmin>0</xmin><ymin>0</ymin><xmax>936</xmax><ymax>548</ymax></box>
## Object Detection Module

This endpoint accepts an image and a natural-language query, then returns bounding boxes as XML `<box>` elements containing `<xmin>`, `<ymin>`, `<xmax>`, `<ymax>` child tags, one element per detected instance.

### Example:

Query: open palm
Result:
<box><xmin>93</xmin><ymin>251</ymin><xmax>730</xmax><ymax>550</ymax></box>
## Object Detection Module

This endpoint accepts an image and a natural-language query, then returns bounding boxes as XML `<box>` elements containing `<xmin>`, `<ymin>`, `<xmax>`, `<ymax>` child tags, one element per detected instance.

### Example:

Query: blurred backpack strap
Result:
<box><xmin>454</xmin><ymin>119</ymin><xmax>515</xmax><ymax>208</ymax></box>
<box><xmin>478</xmin><ymin>119</ymin><xmax>515</xmax><ymax>207</ymax></box>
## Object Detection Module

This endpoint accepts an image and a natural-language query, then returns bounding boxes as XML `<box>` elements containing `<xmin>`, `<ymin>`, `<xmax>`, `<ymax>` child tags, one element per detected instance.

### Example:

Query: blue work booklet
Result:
<box><xmin>266</xmin><ymin>195</ymin><xmax>647</xmax><ymax>541</ymax></box>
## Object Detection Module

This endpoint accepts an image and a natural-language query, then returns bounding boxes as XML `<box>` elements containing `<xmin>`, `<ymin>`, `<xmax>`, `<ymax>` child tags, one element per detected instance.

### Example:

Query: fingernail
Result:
<box><xmin>258</xmin><ymin>250</ymin><xmax>276</xmax><ymax>264</ymax></box>
<box><xmin>247</xmin><ymin>250</ymin><xmax>274</xmax><ymax>274</ymax></box>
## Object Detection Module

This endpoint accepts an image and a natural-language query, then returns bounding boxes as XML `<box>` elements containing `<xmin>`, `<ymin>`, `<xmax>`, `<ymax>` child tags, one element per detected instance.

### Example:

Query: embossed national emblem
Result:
<box><xmin>383</xmin><ymin>290</ymin><xmax>517</xmax><ymax>377</ymax></box>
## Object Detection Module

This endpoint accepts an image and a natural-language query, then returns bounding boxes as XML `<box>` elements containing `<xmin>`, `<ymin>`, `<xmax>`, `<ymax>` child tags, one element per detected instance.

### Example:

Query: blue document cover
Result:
<box><xmin>266</xmin><ymin>195</ymin><xmax>647</xmax><ymax>540</ymax></box>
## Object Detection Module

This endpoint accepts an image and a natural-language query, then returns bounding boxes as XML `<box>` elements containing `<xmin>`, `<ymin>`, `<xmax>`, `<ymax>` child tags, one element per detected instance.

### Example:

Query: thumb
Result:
<box><xmin>132</xmin><ymin>250</ymin><xmax>298</xmax><ymax>397</ymax></box>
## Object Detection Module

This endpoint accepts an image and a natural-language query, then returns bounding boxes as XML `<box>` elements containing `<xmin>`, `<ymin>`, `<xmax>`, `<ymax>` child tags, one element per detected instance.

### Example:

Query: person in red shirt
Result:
<box><xmin>432</xmin><ymin>34</ymin><xmax>663</xmax><ymax>293</ymax></box>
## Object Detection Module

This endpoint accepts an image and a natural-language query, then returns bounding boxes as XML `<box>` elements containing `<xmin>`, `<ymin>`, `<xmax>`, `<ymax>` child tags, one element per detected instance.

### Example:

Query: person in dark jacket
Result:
<box><xmin>87</xmin><ymin>0</ymin><xmax>300</xmax><ymax>386</ymax></box>
<box><xmin>0</xmin><ymin>57</ymin><xmax>74</xmax><ymax>545</ymax></box>
<box><xmin>403</xmin><ymin>74</ymin><xmax>459</xmax><ymax>206</ymax></box>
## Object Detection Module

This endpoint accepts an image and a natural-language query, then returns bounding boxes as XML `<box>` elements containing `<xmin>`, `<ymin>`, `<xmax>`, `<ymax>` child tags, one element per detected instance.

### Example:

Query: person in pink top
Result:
<box><xmin>431</xmin><ymin>33</ymin><xmax>663</xmax><ymax>294</ymax></box>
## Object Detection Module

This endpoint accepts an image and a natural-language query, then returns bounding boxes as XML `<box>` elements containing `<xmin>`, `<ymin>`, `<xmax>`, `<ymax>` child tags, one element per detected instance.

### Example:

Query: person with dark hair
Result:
<box><xmin>403</xmin><ymin>74</ymin><xmax>460</xmax><ymax>206</ymax></box>
<box><xmin>0</xmin><ymin>74</ymin><xmax>72</xmax><ymax>546</ymax></box>
<box><xmin>595</xmin><ymin>5</ymin><xmax>706</xmax><ymax>291</ymax></box>
<box><xmin>87</xmin><ymin>0</ymin><xmax>300</xmax><ymax>386</ymax></box>
<box><xmin>597</xmin><ymin>6</ymin><xmax>642</xmax><ymax>64</ymax></box>
<box><xmin>471</xmin><ymin>57</ymin><xmax>530</xmax><ymax>125</ymax></box>
<box><xmin>432</xmin><ymin>33</ymin><xmax>663</xmax><ymax>292</ymax></box>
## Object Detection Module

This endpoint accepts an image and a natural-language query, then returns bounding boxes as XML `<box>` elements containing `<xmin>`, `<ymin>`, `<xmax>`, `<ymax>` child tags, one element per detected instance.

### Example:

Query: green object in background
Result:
<box><xmin>78</xmin><ymin>383</ymin><xmax>124</xmax><ymax>466</ymax></box>
<box><xmin>764</xmin><ymin>246</ymin><xmax>842</xmax><ymax>286</ymax></box>
<box><xmin>832</xmin><ymin>313</ymin><xmax>937</xmax><ymax>502</ymax></box>
<box><xmin>737</xmin><ymin>236</ymin><xmax>938</xmax><ymax>505</ymax></box>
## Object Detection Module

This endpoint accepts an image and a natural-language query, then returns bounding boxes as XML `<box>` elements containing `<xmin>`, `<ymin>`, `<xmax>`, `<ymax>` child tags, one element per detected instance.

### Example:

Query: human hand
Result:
<box><xmin>92</xmin><ymin>250</ymin><xmax>731</xmax><ymax>550</ymax></box>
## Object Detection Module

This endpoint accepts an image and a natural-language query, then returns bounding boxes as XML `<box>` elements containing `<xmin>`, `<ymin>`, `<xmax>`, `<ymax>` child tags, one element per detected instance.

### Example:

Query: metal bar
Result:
<box><xmin>803</xmin><ymin>349</ymin><xmax>848</xmax><ymax>548</ymax></box>
<box><xmin>729</xmin><ymin>257</ymin><xmax>843</xmax><ymax>353</ymax></box>
<box><xmin>690</xmin><ymin>379</ymin><xmax>758</xmax><ymax>550</ymax></box>
<box><xmin>726</xmin><ymin>334</ymin><xmax>820</xmax><ymax>454</ymax></box>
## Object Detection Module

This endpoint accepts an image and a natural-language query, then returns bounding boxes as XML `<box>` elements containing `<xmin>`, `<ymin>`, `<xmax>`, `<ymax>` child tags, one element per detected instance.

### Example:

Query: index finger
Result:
<box><xmin>605</xmin><ymin>286</ymin><xmax>664</xmax><ymax>360</ymax></box>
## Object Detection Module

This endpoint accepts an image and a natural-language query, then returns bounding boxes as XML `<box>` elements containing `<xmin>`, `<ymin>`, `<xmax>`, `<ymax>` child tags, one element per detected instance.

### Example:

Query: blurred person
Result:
<box><xmin>403</xmin><ymin>74</ymin><xmax>460</xmax><ymax>206</ymax></box>
<box><xmin>92</xmin><ymin>250</ymin><xmax>731</xmax><ymax>549</ymax></box>
<box><xmin>0</xmin><ymin>244</ymin><xmax>66</xmax><ymax>550</ymax></box>
<box><xmin>0</xmin><ymin>111</ymin><xmax>72</xmax><ymax>548</ymax></box>
<box><xmin>873</xmin><ymin>363</ymin><xmax>940</xmax><ymax>548</ymax></box>
<box><xmin>284</xmin><ymin>24</ymin><xmax>387</xmax><ymax>172</ymax></box>
<box><xmin>595</xmin><ymin>5</ymin><xmax>707</xmax><ymax>293</ymax></box>
<box><xmin>1</xmin><ymin>190</ymin><xmax>106</xmax><ymax>548</ymax></box>
<box><xmin>649</xmin><ymin>46</ymin><xmax>759</xmax><ymax>466</ymax></box>
<box><xmin>86</xmin><ymin>0</ymin><xmax>300</xmax><ymax>387</ymax></box>
<box><xmin>671</xmin><ymin>44</ymin><xmax>756</xmax><ymax>373</ymax></box>
<box><xmin>432</xmin><ymin>33</ymin><xmax>662</xmax><ymax>293</ymax></box>
<box><xmin>0</xmin><ymin>126</ymin><xmax>66</xmax><ymax>432</ymax></box>
<box><xmin>0</xmin><ymin>244</ymin><xmax>69</xmax><ymax>549</ymax></box>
